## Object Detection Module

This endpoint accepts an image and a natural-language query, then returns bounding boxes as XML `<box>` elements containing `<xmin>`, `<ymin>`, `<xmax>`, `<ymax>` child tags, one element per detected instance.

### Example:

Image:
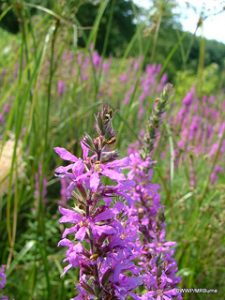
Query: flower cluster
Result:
<box><xmin>127</xmin><ymin>152</ymin><xmax>182</xmax><ymax>300</ymax></box>
<box><xmin>55</xmin><ymin>97</ymin><xmax>181</xmax><ymax>299</ymax></box>
<box><xmin>170</xmin><ymin>88</ymin><xmax>225</xmax><ymax>185</ymax></box>
<box><xmin>55</xmin><ymin>105</ymin><xmax>141</xmax><ymax>299</ymax></box>
<box><xmin>126</xmin><ymin>86</ymin><xmax>181</xmax><ymax>299</ymax></box>
<box><xmin>52</xmin><ymin>48</ymin><xmax>167</xmax><ymax>115</ymax></box>
<box><xmin>138</xmin><ymin>65</ymin><xmax>167</xmax><ymax>119</ymax></box>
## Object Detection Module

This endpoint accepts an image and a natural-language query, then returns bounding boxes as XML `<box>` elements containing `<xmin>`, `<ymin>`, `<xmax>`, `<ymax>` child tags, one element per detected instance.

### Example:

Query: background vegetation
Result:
<box><xmin>0</xmin><ymin>0</ymin><xmax>224</xmax><ymax>299</ymax></box>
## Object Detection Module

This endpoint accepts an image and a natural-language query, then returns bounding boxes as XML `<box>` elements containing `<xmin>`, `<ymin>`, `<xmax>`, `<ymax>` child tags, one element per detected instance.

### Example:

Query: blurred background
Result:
<box><xmin>0</xmin><ymin>0</ymin><xmax>224</xmax><ymax>299</ymax></box>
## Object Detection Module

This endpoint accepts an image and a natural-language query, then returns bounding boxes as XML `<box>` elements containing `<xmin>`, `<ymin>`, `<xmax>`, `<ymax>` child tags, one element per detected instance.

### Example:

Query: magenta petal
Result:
<box><xmin>160</xmin><ymin>271</ymin><xmax>167</xmax><ymax>288</ymax></box>
<box><xmin>72</xmin><ymin>160</ymin><xmax>84</xmax><ymax>176</ymax></box>
<box><xmin>76</xmin><ymin>172</ymin><xmax>90</xmax><ymax>183</ymax></box>
<box><xmin>113</xmin><ymin>201</ymin><xmax>127</xmax><ymax>214</ymax></box>
<box><xmin>81</xmin><ymin>140</ymin><xmax>89</xmax><ymax>159</ymax></box>
<box><xmin>63</xmin><ymin>226</ymin><xmax>77</xmax><ymax>238</ymax></box>
<box><xmin>164</xmin><ymin>288</ymin><xmax>179</xmax><ymax>296</ymax></box>
<box><xmin>74</xmin><ymin>242</ymin><xmax>83</xmax><ymax>253</ymax></box>
<box><xmin>143</xmin><ymin>291</ymin><xmax>155</xmax><ymax>298</ymax></box>
<box><xmin>66</xmin><ymin>181</ymin><xmax>76</xmax><ymax>198</ymax></box>
<box><xmin>75</xmin><ymin>227</ymin><xmax>87</xmax><ymax>240</ymax></box>
<box><xmin>59</xmin><ymin>207</ymin><xmax>82</xmax><ymax>223</ymax></box>
<box><xmin>58</xmin><ymin>238</ymin><xmax>73</xmax><ymax>247</ymax></box>
<box><xmin>62</xmin><ymin>263</ymin><xmax>72</xmax><ymax>276</ymax></box>
<box><xmin>164</xmin><ymin>241</ymin><xmax>176</xmax><ymax>247</ymax></box>
<box><xmin>94</xmin><ymin>209</ymin><xmax>114</xmax><ymax>222</ymax></box>
<box><xmin>117</xmin><ymin>191</ymin><xmax>133</xmax><ymax>206</ymax></box>
<box><xmin>54</xmin><ymin>147</ymin><xmax>78</xmax><ymax>162</ymax></box>
<box><xmin>117</xmin><ymin>180</ymin><xmax>135</xmax><ymax>189</ymax></box>
<box><xmin>101</xmin><ymin>168</ymin><xmax>125</xmax><ymax>181</ymax></box>
<box><xmin>90</xmin><ymin>172</ymin><xmax>100</xmax><ymax>192</ymax></box>
<box><xmin>113</xmin><ymin>262</ymin><xmax>133</xmax><ymax>282</ymax></box>
<box><xmin>106</xmin><ymin>157</ymin><xmax>129</xmax><ymax>168</ymax></box>
<box><xmin>92</xmin><ymin>224</ymin><xmax>115</xmax><ymax>236</ymax></box>
<box><xmin>55</xmin><ymin>164</ymin><xmax>74</xmax><ymax>174</ymax></box>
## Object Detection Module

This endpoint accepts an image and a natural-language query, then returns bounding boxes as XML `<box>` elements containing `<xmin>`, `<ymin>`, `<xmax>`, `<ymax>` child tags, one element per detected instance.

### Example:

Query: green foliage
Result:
<box><xmin>175</xmin><ymin>63</ymin><xmax>223</xmax><ymax>98</ymax></box>
<box><xmin>76</xmin><ymin>0</ymin><xmax>137</xmax><ymax>56</ymax></box>
<box><xmin>1</xmin><ymin>0</ymin><xmax>225</xmax><ymax>78</ymax></box>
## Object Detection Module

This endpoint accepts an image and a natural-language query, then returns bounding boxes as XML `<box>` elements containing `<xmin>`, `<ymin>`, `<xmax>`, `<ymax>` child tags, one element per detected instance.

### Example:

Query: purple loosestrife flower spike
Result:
<box><xmin>55</xmin><ymin>105</ymin><xmax>141</xmax><ymax>299</ymax></box>
<box><xmin>127</xmin><ymin>153</ymin><xmax>181</xmax><ymax>299</ymax></box>
<box><xmin>142</xmin><ymin>84</ymin><xmax>173</xmax><ymax>159</ymax></box>
<box><xmin>127</xmin><ymin>86</ymin><xmax>182</xmax><ymax>299</ymax></box>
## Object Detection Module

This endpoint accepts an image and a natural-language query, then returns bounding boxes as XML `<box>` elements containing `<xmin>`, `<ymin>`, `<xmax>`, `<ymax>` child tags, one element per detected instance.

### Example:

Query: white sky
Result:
<box><xmin>133</xmin><ymin>0</ymin><xmax>225</xmax><ymax>43</ymax></box>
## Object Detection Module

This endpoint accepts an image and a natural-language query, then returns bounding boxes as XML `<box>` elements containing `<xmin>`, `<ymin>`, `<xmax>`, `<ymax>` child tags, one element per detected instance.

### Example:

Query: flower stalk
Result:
<box><xmin>142</xmin><ymin>83</ymin><xmax>173</xmax><ymax>159</ymax></box>
<box><xmin>55</xmin><ymin>105</ymin><xmax>141</xmax><ymax>299</ymax></box>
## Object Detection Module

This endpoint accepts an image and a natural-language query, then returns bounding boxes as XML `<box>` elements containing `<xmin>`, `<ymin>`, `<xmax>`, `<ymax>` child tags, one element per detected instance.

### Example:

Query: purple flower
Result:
<box><xmin>0</xmin><ymin>265</ymin><xmax>8</xmax><ymax>300</ymax></box>
<box><xmin>57</xmin><ymin>80</ymin><xmax>65</xmax><ymax>96</ymax></box>
<box><xmin>210</xmin><ymin>165</ymin><xmax>223</xmax><ymax>184</ymax></box>
<box><xmin>92</xmin><ymin>51</ymin><xmax>102</xmax><ymax>68</ymax></box>
<box><xmin>123</xmin><ymin>86</ymin><xmax>134</xmax><ymax>105</ymax></box>
<box><xmin>55</xmin><ymin>106</ymin><xmax>141</xmax><ymax>299</ymax></box>
<box><xmin>127</xmin><ymin>151</ymin><xmax>181</xmax><ymax>299</ymax></box>
<box><xmin>137</xmin><ymin>64</ymin><xmax>167</xmax><ymax>119</ymax></box>
<box><xmin>54</xmin><ymin>145</ymin><xmax>129</xmax><ymax>196</ymax></box>
<box><xmin>120</xmin><ymin>73</ymin><xmax>128</xmax><ymax>83</ymax></box>
<box><xmin>141</xmin><ymin>288</ymin><xmax>182</xmax><ymax>300</ymax></box>
<box><xmin>0</xmin><ymin>114</ymin><xmax>4</xmax><ymax>125</ymax></box>
<box><xmin>0</xmin><ymin>265</ymin><xmax>6</xmax><ymax>290</ymax></box>
<box><xmin>182</xmin><ymin>87</ymin><xmax>195</xmax><ymax>106</ymax></box>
